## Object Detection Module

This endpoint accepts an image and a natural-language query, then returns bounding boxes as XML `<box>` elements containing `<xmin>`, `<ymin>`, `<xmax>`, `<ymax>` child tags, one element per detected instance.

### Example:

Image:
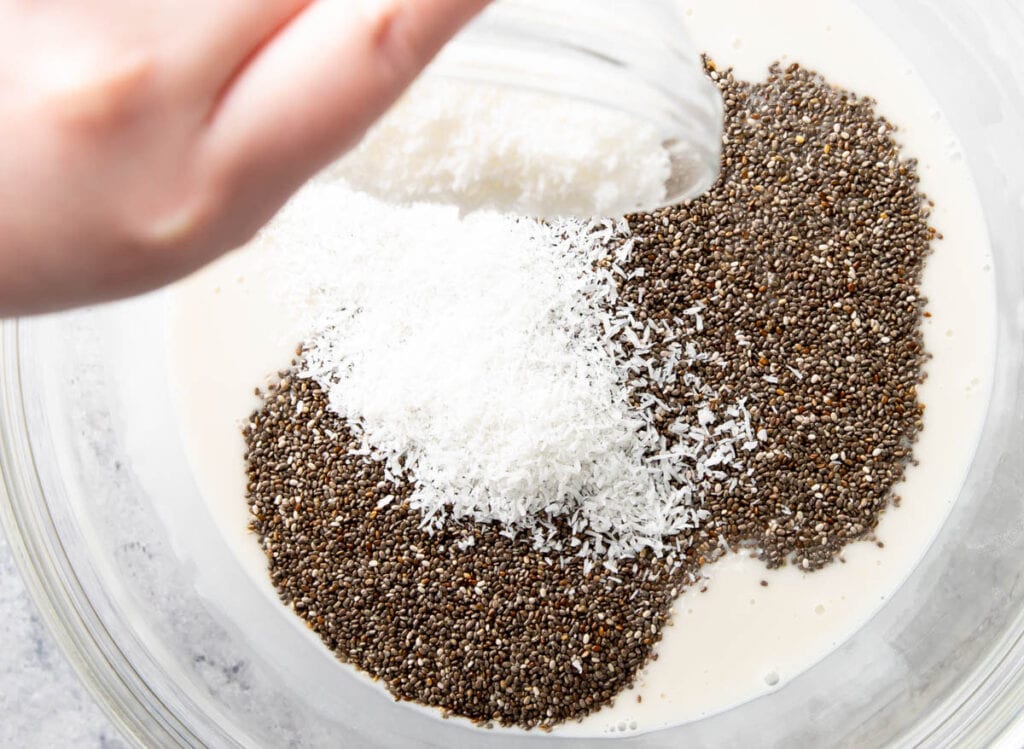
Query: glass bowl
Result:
<box><xmin>1</xmin><ymin>0</ymin><xmax>1023</xmax><ymax>746</ymax></box>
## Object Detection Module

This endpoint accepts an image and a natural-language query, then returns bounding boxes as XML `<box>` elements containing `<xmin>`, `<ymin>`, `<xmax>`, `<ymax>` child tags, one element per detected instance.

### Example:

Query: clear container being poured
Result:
<box><xmin>332</xmin><ymin>0</ymin><xmax>724</xmax><ymax>218</ymax></box>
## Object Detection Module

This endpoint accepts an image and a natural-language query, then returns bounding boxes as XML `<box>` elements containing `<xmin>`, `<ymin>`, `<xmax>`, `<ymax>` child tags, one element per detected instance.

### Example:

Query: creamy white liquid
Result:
<box><xmin>167</xmin><ymin>0</ymin><xmax>996</xmax><ymax>737</ymax></box>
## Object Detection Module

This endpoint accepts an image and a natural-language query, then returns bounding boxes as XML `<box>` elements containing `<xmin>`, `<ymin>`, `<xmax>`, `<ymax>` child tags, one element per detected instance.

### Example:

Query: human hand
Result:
<box><xmin>0</xmin><ymin>0</ymin><xmax>490</xmax><ymax>315</ymax></box>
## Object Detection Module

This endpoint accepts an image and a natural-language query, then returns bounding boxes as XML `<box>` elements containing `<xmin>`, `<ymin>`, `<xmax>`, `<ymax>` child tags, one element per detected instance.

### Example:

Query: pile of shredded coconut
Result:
<box><xmin>261</xmin><ymin>183</ymin><xmax>759</xmax><ymax>562</ymax></box>
<box><xmin>330</xmin><ymin>78</ymin><xmax>674</xmax><ymax>219</ymax></box>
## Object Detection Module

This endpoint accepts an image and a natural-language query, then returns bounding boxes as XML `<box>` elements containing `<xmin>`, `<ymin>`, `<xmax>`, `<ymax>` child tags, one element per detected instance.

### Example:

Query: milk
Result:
<box><xmin>166</xmin><ymin>0</ymin><xmax>996</xmax><ymax>736</ymax></box>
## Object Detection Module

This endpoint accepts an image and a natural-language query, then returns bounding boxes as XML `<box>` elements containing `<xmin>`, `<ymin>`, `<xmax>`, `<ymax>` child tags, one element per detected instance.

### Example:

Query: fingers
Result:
<box><xmin>8</xmin><ymin>0</ymin><xmax>318</xmax><ymax>104</ymax></box>
<box><xmin>169</xmin><ymin>0</ymin><xmax>314</xmax><ymax>92</ymax></box>
<box><xmin>198</xmin><ymin>0</ymin><xmax>490</xmax><ymax>244</ymax></box>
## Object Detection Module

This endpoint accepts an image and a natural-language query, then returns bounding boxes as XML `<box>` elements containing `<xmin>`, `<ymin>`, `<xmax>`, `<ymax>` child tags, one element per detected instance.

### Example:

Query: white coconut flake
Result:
<box><xmin>258</xmin><ymin>182</ymin><xmax>758</xmax><ymax>561</ymax></box>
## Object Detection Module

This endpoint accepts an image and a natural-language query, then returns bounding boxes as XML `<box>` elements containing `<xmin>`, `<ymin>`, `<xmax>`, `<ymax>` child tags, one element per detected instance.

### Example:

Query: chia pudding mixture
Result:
<box><xmin>244</xmin><ymin>61</ymin><xmax>932</xmax><ymax>729</ymax></box>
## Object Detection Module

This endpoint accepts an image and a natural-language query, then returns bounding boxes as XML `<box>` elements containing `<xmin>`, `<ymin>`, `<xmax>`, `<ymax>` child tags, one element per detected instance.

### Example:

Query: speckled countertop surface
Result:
<box><xmin>0</xmin><ymin>528</ymin><xmax>127</xmax><ymax>748</ymax></box>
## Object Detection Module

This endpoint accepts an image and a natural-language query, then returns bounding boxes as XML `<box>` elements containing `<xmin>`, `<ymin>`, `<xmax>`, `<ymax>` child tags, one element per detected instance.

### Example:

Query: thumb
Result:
<box><xmin>202</xmin><ymin>0</ymin><xmax>490</xmax><ymax>243</ymax></box>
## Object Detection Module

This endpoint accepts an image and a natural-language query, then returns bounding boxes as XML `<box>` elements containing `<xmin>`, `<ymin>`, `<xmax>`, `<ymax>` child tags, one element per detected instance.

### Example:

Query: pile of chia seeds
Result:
<box><xmin>623</xmin><ymin>61</ymin><xmax>930</xmax><ymax>571</ymax></box>
<box><xmin>248</xmin><ymin>378</ymin><xmax>680</xmax><ymax>729</ymax></box>
<box><xmin>244</xmin><ymin>61</ymin><xmax>932</xmax><ymax>729</ymax></box>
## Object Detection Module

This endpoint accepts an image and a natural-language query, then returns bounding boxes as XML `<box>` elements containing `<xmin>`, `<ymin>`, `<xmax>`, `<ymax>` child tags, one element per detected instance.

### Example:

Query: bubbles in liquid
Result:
<box><xmin>814</xmin><ymin>604</ymin><xmax>826</xmax><ymax>615</ymax></box>
<box><xmin>611</xmin><ymin>720</ymin><xmax>640</xmax><ymax>733</ymax></box>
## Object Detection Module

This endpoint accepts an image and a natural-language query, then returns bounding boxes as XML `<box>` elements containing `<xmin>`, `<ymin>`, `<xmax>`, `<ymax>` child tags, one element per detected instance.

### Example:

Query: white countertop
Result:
<box><xmin>0</xmin><ymin>528</ymin><xmax>127</xmax><ymax>748</ymax></box>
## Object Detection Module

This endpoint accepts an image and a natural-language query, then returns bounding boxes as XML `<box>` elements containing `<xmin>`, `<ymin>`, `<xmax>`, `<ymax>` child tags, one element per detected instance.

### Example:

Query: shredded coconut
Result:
<box><xmin>259</xmin><ymin>183</ymin><xmax>760</xmax><ymax>560</ymax></box>
<box><xmin>330</xmin><ymin>78</ymin><xmax>673</xmax><ymax>218</ymax></box>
